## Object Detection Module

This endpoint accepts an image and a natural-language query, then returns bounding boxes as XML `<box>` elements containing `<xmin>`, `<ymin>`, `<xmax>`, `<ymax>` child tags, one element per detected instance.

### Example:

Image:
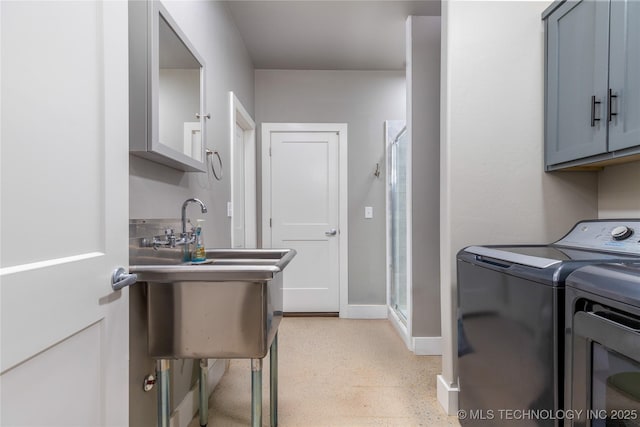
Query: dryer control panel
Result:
<box><xmin>555</xmin><ymin>220</ymin><xmax>640</xmax><ymax>255</ymax></box>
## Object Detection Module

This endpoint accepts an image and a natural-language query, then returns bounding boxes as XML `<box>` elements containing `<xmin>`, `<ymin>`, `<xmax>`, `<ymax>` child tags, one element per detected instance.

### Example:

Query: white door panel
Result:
<box><xmin>1</xmin><ymin>255</ymin><xmax>106</xmax><ymax>370</ymax></box>
<box><xmin>278</xmin><ymin>239</ymin><xmax>337</xmax><ymax>311</ymax></box>
<box><xmin>1</xmin><ymin>322</ymin><xmax>103</xmax><ymax>426</ymax></box>
<box><xmin>1</xmin><ymin>1</ymin><xmax>105</xmax><ymax>266</ymax></box>
<box><xmin>0</xmin><ymin>1</ymin><xmax>129</xmax><ymax>425</ymax></box>
<box><xmin>270</xmin><ymin>131</ymin><xmax>340</xmax><ymax>312</ymax></box>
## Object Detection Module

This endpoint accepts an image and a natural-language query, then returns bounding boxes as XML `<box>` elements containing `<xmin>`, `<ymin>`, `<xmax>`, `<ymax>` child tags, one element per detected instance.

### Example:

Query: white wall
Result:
<box><xmin>255</xmin><ymin>70</ymin><xmax>405</xmax><ymax>305</ymax></box>
<box><xmin>128</xmin><ymin>2</ymin><xmax>254</xmax><ymax>426</ymax></box>
<box><xmin>598</xmin><ymin>162</ymin><xmax>640</xmax><ymax>218</ymax></box>
<box><xmin>438</xmin><ymin>0</ymin><xmax>598</xmax><ymax>413</ymax></box>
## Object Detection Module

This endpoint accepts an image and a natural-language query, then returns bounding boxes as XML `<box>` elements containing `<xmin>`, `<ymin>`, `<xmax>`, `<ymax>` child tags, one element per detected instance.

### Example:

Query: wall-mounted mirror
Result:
<box><xmin>129</xmin><ymin>1</ymin><xmax>207</xmax><ymax>172</ymax></box>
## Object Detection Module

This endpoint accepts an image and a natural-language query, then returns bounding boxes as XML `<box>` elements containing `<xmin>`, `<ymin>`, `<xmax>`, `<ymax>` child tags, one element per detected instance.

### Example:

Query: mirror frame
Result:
<box><xmin>129</xmin><ymin>1</ymin><xmax>207</xmax><ymax>172</ymax></box>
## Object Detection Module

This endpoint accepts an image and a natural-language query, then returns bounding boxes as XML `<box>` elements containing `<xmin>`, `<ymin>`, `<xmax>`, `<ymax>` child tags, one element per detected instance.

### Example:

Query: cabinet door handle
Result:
<box><xmin>591</xmin><ymin>95</ymin><xmax>601</xmax><ymax>127</ymax></box>
<box><xmin>608</xmin><ymin>88</ymin><xmax>618</xmax><ymax>122</ymax></box>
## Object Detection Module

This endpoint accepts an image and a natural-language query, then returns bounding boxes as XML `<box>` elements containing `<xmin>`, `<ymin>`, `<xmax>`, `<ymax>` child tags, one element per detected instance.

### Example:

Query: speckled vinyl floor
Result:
<box><xmin>188</xmin><ymin>317</ymin><xmax>460</xmax><ymax>427</ymax></box>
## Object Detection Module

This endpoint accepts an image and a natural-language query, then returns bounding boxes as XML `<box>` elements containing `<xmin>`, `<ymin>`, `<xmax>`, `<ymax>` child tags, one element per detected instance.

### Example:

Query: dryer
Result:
<box><xmin>565</xmin><ymin>264</ymin><xmax>640</xmax><ymax>427</ymax></box>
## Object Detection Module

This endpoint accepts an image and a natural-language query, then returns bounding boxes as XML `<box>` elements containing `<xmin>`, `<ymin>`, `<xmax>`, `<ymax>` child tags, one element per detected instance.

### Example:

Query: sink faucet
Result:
<box><xmin>181</xmin><ymin>198</ymin><xmax>208</xmax><ymax>237</ymax></box>
<box><xmin>140</xmin><ymin>199</ymin><xmax>208</xmax><ymax>253</ymax></box>
<box><xmin>180</xmin><ymin>198</ymin><xmax>208</xmax><ymax>261</ymax></box>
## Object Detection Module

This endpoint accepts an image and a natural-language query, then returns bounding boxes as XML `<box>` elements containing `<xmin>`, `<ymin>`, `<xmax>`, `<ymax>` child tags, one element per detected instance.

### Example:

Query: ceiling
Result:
<box><xmin>223</xmin><ymin>1</ymin><xmax>441</xmax><ymax>71</ymax></box>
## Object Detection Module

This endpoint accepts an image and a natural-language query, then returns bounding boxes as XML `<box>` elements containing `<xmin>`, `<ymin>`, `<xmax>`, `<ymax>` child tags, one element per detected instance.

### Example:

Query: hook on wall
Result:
<box><xmin>374</xmin><ymin>163</ymin><xmax>381</xmax><ymax>178</ymax></box>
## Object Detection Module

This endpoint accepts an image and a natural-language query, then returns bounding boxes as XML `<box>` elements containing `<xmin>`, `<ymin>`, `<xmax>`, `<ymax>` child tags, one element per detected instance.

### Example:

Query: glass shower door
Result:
<box><xmin>387</xmin><ymin>121</ymin><xmax>408</xmax><ymax>322</ymax></box>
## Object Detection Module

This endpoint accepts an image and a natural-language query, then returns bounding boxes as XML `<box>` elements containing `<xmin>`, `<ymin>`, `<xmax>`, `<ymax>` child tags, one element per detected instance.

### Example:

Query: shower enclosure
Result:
<box><xmin>386</xmin><ymin>121</ymin><xmax>409</xmax><ymax>326</ymax></box>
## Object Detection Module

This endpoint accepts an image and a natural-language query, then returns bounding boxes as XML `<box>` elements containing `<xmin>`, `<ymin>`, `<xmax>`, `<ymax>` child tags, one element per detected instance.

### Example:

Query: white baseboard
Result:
<box><xmin>386</xmin><ymin>307</ymin><xmax>442</xmax><ymax>356</ymax></box>
<box><xmin>413</xmin><ymin>336</ymin><xmax>442</xmax><ymax>355</ymax></box>
<box><xmin>436</xmin><ymin>374</ymin><xmax>459</xmax><ymax>416</ymax></box>
<box><xmin>170</xmin><ymin>359</ymin><xmax>228</xmax><ymax>427</ymax></box>
<box><xmin>342</xmin><ymin>304</ymin><xmax>387</xmax><ymax>319</ymax></box>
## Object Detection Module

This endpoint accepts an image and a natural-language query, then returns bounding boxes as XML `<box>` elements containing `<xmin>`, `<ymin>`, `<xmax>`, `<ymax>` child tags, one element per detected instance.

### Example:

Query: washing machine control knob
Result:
<box><xmin>611</xmin><ymin>226</ymin><xmax>633</xmax><ymax>241</ymax></box>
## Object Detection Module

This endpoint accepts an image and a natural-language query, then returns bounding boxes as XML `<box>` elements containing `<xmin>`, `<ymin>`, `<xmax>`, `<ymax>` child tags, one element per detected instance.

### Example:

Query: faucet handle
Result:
<box><xmin>164</xmin><ymin>228</ymin><xmax>174</xmax><ymax>236</ymax></box>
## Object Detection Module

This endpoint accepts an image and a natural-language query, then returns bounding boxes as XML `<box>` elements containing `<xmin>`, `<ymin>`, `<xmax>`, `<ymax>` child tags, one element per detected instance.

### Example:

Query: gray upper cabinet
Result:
<box><xmin>608</xmin><ymin>0</ymin><xmax>640</xmax><ymax>152</ymax></box>
<box><xmin>545</xmin><ymin>0</ymin><xmax>609</xmax><ymax>166</ymax></box>
<box><xmin>544</xmin><ymin>0</ymin><xmax>640</xmax><ymax>170</ymax></box>
<box><xmin>129</xmin><ymin>1</ymin><xmax>208</xmax><ymax>172</ymax></box>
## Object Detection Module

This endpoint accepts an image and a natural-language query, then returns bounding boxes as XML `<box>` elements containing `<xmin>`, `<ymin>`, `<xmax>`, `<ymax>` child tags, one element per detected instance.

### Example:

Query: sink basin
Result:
<box><xmin>130</xmin><ymin>248</ymin><xmax>295</xmax><ymax>359</ymax></box>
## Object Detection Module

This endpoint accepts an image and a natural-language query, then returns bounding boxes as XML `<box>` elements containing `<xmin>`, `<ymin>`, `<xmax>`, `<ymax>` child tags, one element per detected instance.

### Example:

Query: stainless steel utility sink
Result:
<box><xmin>130</xmin><ymin>248</ymin><xmax>295</xmax><ymax>359</ymax></box>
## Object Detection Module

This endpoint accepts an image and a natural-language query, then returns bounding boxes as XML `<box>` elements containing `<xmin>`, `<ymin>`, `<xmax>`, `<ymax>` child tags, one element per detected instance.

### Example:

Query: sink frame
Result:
<box><xmin>130</xmin><ymin>248</ymin><xmax>294</xmax><ymax>359</ymax></box>
<box><xmin>129</xmin><ymin>219</ymin><xmax>295</xmax><ymax>427</ymax></box>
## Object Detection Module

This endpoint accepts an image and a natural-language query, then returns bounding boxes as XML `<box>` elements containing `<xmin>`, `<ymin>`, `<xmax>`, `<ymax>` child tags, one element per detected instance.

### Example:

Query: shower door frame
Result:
<box><xmin>385</xmin><ymin>120</ymin><xmax>413</xmax><ymax>351</ymax></box>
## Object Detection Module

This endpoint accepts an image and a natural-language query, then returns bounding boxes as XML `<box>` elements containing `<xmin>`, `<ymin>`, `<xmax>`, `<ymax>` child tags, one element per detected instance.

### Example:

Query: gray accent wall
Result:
<box><xmin>128</xmin><ymin>2</ymin><xmax>254</xmax><ymax>426</ymax></box>
<box><xmin>255</xmin><ymin>70</ymin><xmax>406</xmax><ymax>304</ymax></box>
<box><xmin>407</xmin><ymin>16</ymin><xmax>441</xmax><ymax>338</ymax></box>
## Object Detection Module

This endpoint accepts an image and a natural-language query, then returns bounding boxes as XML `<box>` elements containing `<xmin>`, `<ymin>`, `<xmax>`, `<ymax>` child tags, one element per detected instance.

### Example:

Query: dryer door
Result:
<box><xmin>569</xmin><ymin>303</ymin><xmax>640</xmax><ymax>426</ymax></box>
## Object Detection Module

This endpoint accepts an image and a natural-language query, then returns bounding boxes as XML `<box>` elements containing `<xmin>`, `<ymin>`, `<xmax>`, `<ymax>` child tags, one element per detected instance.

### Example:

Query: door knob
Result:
<box><xmin>111</xmin><ymin>267</ymin><xmax>137</xmax><ymax>291</ymax></box>
<box><xmin>325</xmin><ymin>229</ymin><xmax>337</xmax><ymax>236</ymax></box>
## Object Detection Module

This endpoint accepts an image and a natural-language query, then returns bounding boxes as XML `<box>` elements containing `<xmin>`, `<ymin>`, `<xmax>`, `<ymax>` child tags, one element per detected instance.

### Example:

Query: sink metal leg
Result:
<box><xmin>270</xmin><ymin>334</ymin><xmax>278</xmax><ymax>427</ymax></box>
<box><xmin>157</xmin><ymin>359</ymin><xmax>171</xmax><ymax>427</ymax></box>
<box><xmin>199</xmin><ymin>359</ymin><xmax>208</xmax><ymax>427</ymax></box>
<box><xmin>251</xmin><ymin>358</ymin><xmax>263</xmax><ymax>427</ymax></box>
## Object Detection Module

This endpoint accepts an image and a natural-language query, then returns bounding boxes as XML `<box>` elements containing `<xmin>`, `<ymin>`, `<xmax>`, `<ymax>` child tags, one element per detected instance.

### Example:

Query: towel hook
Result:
<box><xmin>374</xmin><ymin>163</ymin><xmax>381</xmax><ymax>178</ymax></box>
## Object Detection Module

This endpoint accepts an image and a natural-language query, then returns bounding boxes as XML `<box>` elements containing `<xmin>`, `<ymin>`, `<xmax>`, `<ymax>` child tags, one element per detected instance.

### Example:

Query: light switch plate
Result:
<box><xmin>365</xmin><ymin>206</ymin><xmax>373</xmax><ymax>219</ymax></box>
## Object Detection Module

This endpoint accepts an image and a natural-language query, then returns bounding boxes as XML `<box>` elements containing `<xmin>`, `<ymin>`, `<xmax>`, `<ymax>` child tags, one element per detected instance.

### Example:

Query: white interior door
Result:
<box><xmin>267</xmin><ymin>129</ymin><xmax>341</xmax><ymax>312</ymax></box>
<box><xmin>0</xmin><ymin>2</ymin><xmax>129</xmax><ymax>426</ymax></box>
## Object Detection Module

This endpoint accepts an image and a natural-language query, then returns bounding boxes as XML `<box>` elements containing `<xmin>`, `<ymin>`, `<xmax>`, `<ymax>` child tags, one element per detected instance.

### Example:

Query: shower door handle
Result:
<box><xmin>325</xmin><ymin>229</ymin><xmax>337</xmax><ymax>236</ymax></box>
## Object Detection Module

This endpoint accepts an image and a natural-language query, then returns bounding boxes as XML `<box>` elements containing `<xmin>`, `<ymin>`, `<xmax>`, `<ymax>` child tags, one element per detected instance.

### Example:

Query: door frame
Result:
<box><xmin>229</xmin><ymin>92</ymin><xmax>257</xmax><ymax>248</ymax></box>
<box><xmin>384</xmin><ymin>120</ymin><xmax>413</xmax><ymax>351</ymax></box>
<box><xmin>261</xmin><ymin>123</ymin><xmax>349</xmax><ymax>316</ymax></box>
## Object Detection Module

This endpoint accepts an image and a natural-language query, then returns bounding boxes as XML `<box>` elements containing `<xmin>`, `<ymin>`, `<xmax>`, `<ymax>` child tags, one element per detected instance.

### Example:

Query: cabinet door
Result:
<box><xmin>546</xmin><ymin>0</ymin><xmax>609</xmax><ymax>166</ymax></box>
<box><xmin>608</xmin><ymin>0</ymin><xmax>640</xmax><ymax>151</ymax></box>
